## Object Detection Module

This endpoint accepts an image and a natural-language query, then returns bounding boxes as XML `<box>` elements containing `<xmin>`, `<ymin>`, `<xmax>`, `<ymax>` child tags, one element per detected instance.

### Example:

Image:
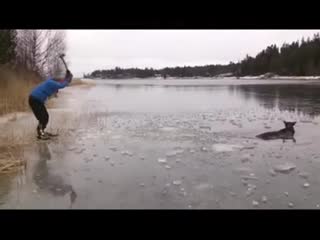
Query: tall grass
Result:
<box><xmin>0</xmin><ymin>68</ymin><xmax>95</xmax><ymax>117</ymax></box>
<box><xmin>0</xmin><ymin>145</ymin><xmax>26</xmax><ymax>174</ymax></box>
<box><xmin>0</xmin><ymin>66</ymin><xmax>37</xmax><ymax>172</ymax></box>
<box><xmin>69</xmin><ymin>78</ymin><xmax>95</xmax><ymax>87</ymax></box>
<box><xmin>0</xmin><ymin>65</ymin><xmax>41</xmax><ymax>116</ymax></box>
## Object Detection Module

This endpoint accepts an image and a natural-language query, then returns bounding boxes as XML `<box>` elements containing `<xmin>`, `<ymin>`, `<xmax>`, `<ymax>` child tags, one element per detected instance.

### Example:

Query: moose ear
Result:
<box><xmin>293</xmin><ymin>122</ymin><xmax>296</xmax><ymax>125</ymax></box>
<box><xmin>283</xmin><ymin>121</ymin><xmax>287</xmax><ymax>124</ymax></box>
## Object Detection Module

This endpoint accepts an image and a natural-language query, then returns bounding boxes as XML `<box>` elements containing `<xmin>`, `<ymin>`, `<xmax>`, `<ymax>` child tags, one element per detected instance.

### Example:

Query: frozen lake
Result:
<box><xmin>1</xmin><ymin>78</ymin><xmax>320</xmax><ymax>209</ymax></box>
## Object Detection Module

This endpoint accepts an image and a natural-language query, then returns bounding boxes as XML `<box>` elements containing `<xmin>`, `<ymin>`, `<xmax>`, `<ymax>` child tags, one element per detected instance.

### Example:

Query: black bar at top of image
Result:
<box><xmin>1</xmin><ymin>2</ymin><xmax>320</xmax><ymax>29</ymax></box>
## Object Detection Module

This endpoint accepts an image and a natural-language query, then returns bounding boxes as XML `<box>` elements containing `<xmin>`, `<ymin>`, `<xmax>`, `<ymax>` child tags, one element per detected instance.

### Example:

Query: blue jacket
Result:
<box><xmin>30</xmin><ymin>77</ymin><xmax>71</xmax><ymax>103</ymax></box>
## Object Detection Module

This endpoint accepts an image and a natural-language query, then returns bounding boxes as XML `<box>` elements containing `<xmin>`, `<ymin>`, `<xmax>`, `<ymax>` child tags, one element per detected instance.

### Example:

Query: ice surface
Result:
<box><xmin>252</xmin><ymin>200</ymin><xmax>259</xmax><ymax>207</ymax></box>
<box><xmin>212</xmin><ymin>144</ymin><xmax>243</xmax><ymax>152</ymax></box>
<box><xmin>158</xmin><ymin>158</ymin><xmax>167</xmax><ymax>164</ymax></box>
<box><xmin>173</xmin><ymin>180</ymin><xmax>182</xmax><ymax>186</ymax></box>
<box><xmin>261</xmin><ymin>196</ymin><xmax>268</xmax><ymax>203</ymax></box>
<box><xmin>273</xmin><ymin>163</ymin><xmax>296</xmax><ymax>174</ymax></box>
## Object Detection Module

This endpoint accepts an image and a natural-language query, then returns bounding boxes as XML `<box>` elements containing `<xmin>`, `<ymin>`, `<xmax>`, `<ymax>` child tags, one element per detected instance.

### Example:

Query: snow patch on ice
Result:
<box><xmin>212</xmin><ymin>144</ymin><xmax>243</xmax><ymax>152</ymax></box>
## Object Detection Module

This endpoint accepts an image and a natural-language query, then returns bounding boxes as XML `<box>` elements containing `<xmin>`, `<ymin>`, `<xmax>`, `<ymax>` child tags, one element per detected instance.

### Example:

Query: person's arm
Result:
<box><xmin>49</xmin><ymin>79</ymin><xmax>69</xmax><ymax>89</ymax></box>
<box><xmin>49</xmin><ymin>71</ymin><xmax>73</xmax><ymax>89</ymax></box>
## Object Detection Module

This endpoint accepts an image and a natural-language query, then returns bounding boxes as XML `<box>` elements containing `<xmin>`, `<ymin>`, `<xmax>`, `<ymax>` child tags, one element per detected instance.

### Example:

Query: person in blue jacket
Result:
<box><xmin>29</xmin><ymin>70</ymin><xmax>73</xmax><ymax>139</ymax></box>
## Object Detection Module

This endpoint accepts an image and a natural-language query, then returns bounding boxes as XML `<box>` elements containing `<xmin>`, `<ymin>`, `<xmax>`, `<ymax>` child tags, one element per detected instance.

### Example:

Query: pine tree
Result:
<box><xmin>0</xmin><ymin>30</ymin><xmax>17</xmax><ymax>64</ymax></box>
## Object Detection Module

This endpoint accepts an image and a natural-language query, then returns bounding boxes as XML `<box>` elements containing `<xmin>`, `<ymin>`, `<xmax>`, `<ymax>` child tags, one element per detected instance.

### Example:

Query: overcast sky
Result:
<box><xmin>66</xmin><ymin>30</ymin><xmax>320</xmax><ymax>77</ymax></box>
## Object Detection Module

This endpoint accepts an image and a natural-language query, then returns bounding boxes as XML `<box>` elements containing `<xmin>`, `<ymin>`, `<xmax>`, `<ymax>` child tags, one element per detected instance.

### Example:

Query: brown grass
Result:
<box><xmin>0</xmin><ymin>145</ymin><xmax>26</xmax><ymax>174</ymax></box>
<box><xmin>0</xmin><ymin>65</ymin><xmax>41</xmax><ymax>116</ymax></box>
<box><xmin>69</xmin><ymin>78</ymin><xmax>95</xmax><ymax>87</ymax></box>
<box><xmin>69</xmin><ymin>78</ymin><xmax>84</xmax><ymax>86</ymax></box>
<box><xmin>0</xmin><ymin>67</ymin><xmax>95</xmax><ymax>117</ymax></box>
<box><xmin>0</xmin><ymin>66</ymin><xmax>37</xmax><ymax>174</ymax></box>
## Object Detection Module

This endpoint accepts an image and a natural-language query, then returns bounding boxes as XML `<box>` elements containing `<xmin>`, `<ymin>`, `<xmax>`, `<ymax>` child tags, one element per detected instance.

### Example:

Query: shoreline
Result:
<box><xmin>87</xmin><ymin>76</ymin><xmax>320</xmax><ymax>81</ymax></box>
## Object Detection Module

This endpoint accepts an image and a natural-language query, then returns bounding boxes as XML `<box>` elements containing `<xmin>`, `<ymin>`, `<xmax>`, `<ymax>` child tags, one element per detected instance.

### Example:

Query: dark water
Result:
<box><xmin>90</xmin><ymin>79</ymin><xmax>320</xmax><ymax>117</ymax></box>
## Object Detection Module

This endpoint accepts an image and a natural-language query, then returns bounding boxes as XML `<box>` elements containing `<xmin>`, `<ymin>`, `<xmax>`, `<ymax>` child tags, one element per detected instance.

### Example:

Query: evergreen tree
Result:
<box><xmin>0</xmin><ymin>30</ymin><xmax>17</xmax><ymax>64</ymax></box>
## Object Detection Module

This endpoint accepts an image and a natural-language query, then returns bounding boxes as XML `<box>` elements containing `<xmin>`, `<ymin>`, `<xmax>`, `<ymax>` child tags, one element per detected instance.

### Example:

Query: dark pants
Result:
<box><xmin>28</xmin><ymin>95</ymin><xmax>49</xmax><ymax>134</ymax></box>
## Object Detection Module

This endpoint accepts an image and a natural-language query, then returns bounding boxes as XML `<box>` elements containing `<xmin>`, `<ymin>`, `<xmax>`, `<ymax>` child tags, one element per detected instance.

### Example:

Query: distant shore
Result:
<box><xmin>85</xmin><ymin>75</ymin><xmax>320</xmax><ymax>81</ymax></box>
<box><xmin>238</xmin><ymin>75</ymin><xmax>320</xmax><ymax>81</ymax></box>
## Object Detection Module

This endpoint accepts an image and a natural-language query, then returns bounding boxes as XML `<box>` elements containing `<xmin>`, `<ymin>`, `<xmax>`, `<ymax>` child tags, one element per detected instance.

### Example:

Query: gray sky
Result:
<box><xmin>66</xmin><ymin>30</ymin><xmax>320</xmax><ymax>77</ymax></box>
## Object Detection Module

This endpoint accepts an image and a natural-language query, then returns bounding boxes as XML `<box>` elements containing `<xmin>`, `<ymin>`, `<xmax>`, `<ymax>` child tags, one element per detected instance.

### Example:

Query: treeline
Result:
<box><xmin>0</xmin><ymin>30</ymin><xmax>66</xmax><ymax>78</ymax></box>
<box><xmin>85</xmin><ymin>33</ymin><xmax>320</xmax><ymax>79</ymax></box>
<box><xmin>240</xmin><ymin>33</ymin><xmax>320</xmax><ymax>76</ymax></box>
<box><xmin>86</xmin><ymin>63</ymin><xmax>238</xmax><ymax>79</ymax></box>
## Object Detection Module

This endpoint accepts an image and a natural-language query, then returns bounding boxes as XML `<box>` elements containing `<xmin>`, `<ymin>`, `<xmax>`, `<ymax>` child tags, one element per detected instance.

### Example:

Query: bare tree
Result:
<box><xmin>45</xmin><ymin>30</ymin><xmax>66</xmax><ymax>77</ymax></box>
<box><xmin>15</xmin><ymin>30</ymin><xmax>66</xmax><ymax>78</ymax></box>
